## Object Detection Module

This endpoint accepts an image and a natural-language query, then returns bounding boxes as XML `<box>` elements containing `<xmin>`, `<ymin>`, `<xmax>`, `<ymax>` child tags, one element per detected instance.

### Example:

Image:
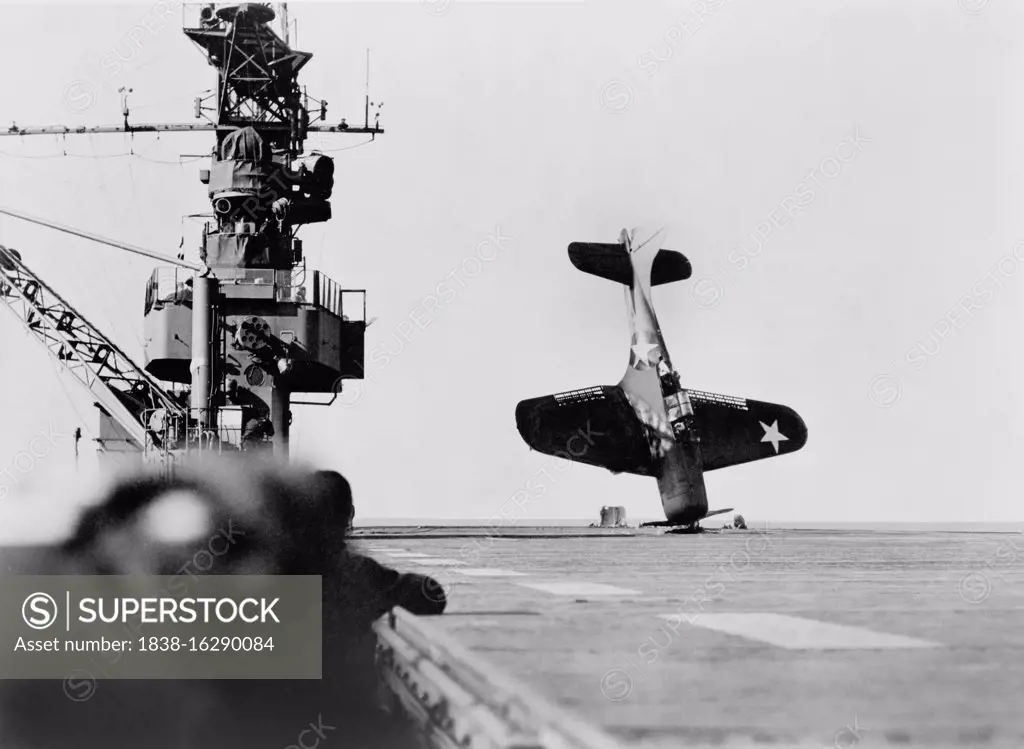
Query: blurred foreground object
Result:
<box><xmin>0</xmin><ymin>455</ymin><xmax>442</xmax><ymax>749</ymax></box>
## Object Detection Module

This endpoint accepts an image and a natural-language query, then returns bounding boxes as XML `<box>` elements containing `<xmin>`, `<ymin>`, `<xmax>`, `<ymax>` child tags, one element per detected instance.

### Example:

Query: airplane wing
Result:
<box><xmin>514</xmin><ymin>386</ymin><xmax>808</xmax><ymax>476</ymax></box>
<box><xmin>514</xmin><ymin>386</ymin><xmax>660</xmax><ymax>476</ymax></box>
<box><xmin>687</xmin><ymin>389</ymin><xmax>808</xmax><ymax>471</ymax></box>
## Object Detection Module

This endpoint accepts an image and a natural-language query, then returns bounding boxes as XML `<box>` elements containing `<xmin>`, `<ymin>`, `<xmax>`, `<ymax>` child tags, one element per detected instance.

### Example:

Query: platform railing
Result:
<box><xmin>145</xmin><ymin>265</ymin><xmax>366</xmax><ymax>321</ymax></box>
<box><xmin>140</xmin><ymin>406</ymin><xmax>273</xmax><ymax>472</ymax></box>
<box><xmin>311</xmin><ymin>271</ymin><xmax>366</xmax><ymax>321</ymax></box>
<box><xmin>145</xmin><ymin>266</ymin><xmax>192</xmax><ymax>315</ymax></box>
<box><xmin>374</xmin><ymin>607</ymin><xmax>629</xmax><ymax>749</ymax></box>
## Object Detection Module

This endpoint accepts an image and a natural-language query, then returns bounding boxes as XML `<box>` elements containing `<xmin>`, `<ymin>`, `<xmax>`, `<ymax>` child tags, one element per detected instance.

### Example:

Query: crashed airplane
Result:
<box><xmin>515</xmin><ymin>227</ymin><xmax>808</xmax><ymax>529</ymax></box>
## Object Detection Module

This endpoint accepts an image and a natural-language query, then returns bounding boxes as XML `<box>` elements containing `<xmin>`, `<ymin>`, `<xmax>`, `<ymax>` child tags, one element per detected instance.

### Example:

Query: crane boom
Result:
<box><xmin>0</xmin><ymin>246</ymin><xmax>186</xmax><ymax>455</ymax></box>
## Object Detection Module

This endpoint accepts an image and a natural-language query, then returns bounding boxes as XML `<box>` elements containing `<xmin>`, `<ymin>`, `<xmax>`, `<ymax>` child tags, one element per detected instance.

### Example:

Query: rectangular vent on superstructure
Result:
<box><xmin>688</xmin><ymin>389</ymin><xmax>749</xmax><ymax>411</ymax></box>
<box><xmin>554</xmin><ymin>386</ymin><xmax>606</xmax><ymax>406</ymax></box>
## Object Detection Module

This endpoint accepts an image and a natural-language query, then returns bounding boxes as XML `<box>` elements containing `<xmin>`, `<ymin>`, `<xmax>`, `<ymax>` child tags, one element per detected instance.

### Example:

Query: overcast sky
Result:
<box><xmin>0</xmin><ymin>0</ymin><xmax>1021</xmax><ymax>527</ymax></box>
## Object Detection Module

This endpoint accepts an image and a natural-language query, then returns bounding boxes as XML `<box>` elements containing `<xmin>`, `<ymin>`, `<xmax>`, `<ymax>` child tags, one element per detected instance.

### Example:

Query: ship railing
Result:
<box><xmin>145</xmin><ymin>265</ymin><xmax>365</xmax><ymax>322</ymax></box>
<box><xmin>310</xmin><ymin>271</ymin><xmax>365</xmax><ymax>321</ymax></box>
<box><xmin>145</xmin><ymin>267</ymin><xmax>194</xmax><ymax>315</ymax></box>
<box><xmin>180</xmin><ymin>407</ymin><xmax>272</xmax><ymax>456</ymax></box>
<box><xmin>374</xmin><ymin>607</ymin><xmax>629</xmax><ymax>749</ymax></box>
<box><xmin>271</xmin><ymin>267</ymin><xmax>366</xmax><ymax>321</ymax></box>
<box><xmin>139</xmin><ymin>406</ymin><xmax>272</xmax><ymax>466</ymax></box>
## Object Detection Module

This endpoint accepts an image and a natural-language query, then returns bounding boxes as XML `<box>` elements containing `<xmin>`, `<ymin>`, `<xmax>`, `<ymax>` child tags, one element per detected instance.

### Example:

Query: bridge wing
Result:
<box><xmin>514</xmin><ymin>386</ymin><xmax>659</xmax><ymax>476</ymax></box>
<box><xmin>688</xmin><ymin>389</ymin><xmax>808</xmax><ymax>471</ymax></box>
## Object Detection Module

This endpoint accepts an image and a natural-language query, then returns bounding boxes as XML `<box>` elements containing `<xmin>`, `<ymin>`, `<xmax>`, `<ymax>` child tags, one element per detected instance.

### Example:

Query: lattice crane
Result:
<box><xmin>0</xmin><ymin>245</ymin><xmax>187</xmax><ymax>462</ymax></box>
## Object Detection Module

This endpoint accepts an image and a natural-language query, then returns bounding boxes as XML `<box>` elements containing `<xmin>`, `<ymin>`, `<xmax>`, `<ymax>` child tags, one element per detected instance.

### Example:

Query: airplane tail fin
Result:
<box><xmin>617</xmin><ymin>226</ymin><xmax>682</xmax><ymax>416</ymax></box>
<box><xmin>617</xmin><ymin>227</ymin><xmax>709</xmax><ymax>526</ymax></box>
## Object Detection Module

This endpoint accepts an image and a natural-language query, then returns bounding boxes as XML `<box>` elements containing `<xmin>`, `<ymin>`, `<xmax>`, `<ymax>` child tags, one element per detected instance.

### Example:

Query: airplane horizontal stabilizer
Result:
<box><xmin>640</xmin><ymin>508</ymin><xmax>731</xmax><ymax>527</ymax></box>
<box><xmin>568</xmin><ymin>242</ymin><xmax>692</xmax><ymax>286</ymax></box>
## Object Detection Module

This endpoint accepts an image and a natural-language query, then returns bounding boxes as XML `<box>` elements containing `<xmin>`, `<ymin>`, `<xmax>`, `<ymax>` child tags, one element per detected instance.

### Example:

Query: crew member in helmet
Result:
<box><xmin>312</xmin><ymin>469</ymin><xmax>446</xmax><ymax>617</ymax></box>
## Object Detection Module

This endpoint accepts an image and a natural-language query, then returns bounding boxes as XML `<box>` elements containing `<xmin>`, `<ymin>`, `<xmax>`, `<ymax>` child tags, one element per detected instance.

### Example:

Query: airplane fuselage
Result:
<box><xmin>656</xmin><ymin>431</ymin><xmax>710</xmax><ymax>526</ymax></box>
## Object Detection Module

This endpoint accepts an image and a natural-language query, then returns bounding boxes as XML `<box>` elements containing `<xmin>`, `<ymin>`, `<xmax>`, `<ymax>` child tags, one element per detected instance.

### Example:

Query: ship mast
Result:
<box><xmin>0</xmin><ymin>3</ymin><xmax>382</xmax><ymax>467</ymax></box>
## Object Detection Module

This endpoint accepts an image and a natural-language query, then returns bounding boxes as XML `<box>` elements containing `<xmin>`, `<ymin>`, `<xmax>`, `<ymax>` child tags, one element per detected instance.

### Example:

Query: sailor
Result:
<box><xmin>225</xmin><ymin>380</ymin><xmax>274</xmax><ymax>448</ymax></box>
<box><xmin>241</xmin><ymin>415</ymin><xmax>274</xmax><ymax>445</ymax></box>
<box><xmin>173</xmin><ymin>276</ymin><xmax>193</xmax><ymax>304</ymax></box>
<box><xmin>315</xmin><ymin>469</ymin><xmax>356</xmax><ymax>530</ymax></box>
<box><xmin>313</xmin><ymin>469</ymin><xmax>447</xmax><ymax>617</ymax></box>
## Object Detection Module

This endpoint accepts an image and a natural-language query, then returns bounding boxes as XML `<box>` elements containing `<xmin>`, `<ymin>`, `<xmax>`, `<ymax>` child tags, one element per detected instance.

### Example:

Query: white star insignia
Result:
<box><xmin>760</xmin><ymin>420</ymin><xmax>788</xmax><ymax>453</ymax></box>
<box><xmin>631</xmin><ymin>339</ymin><xmax>659</xmax><ymax>369</ymax></box>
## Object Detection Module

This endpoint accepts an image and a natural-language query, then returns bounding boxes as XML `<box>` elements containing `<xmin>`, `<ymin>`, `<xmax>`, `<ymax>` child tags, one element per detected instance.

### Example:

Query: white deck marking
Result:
<box><xmin>519</xmin><ymin>582</ymin><xmax>642</xmax><ymax>596</ymax></box>
<box><xmin>381</xmin><ymin>552</ymin><xmax>433</xmax><ymax>558</ymax></box>
<box><xmin>454</xmin><ymin>568</ymin><xmax>527</xmax><ymax>577</ymax></box>
<box><xmin>661</xmin><ymin>613</ymin><xmax>942</xmax><ymax>650</ymax></box>
<box><xmin>407</xmin><ymin>558</ymin><xmax>465</xmax><ymax>566</ymax></box>
<box><xmin>362</xmin><ymin>547</ymin><xmax>405</xmax><ymax>553</ymax></box>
